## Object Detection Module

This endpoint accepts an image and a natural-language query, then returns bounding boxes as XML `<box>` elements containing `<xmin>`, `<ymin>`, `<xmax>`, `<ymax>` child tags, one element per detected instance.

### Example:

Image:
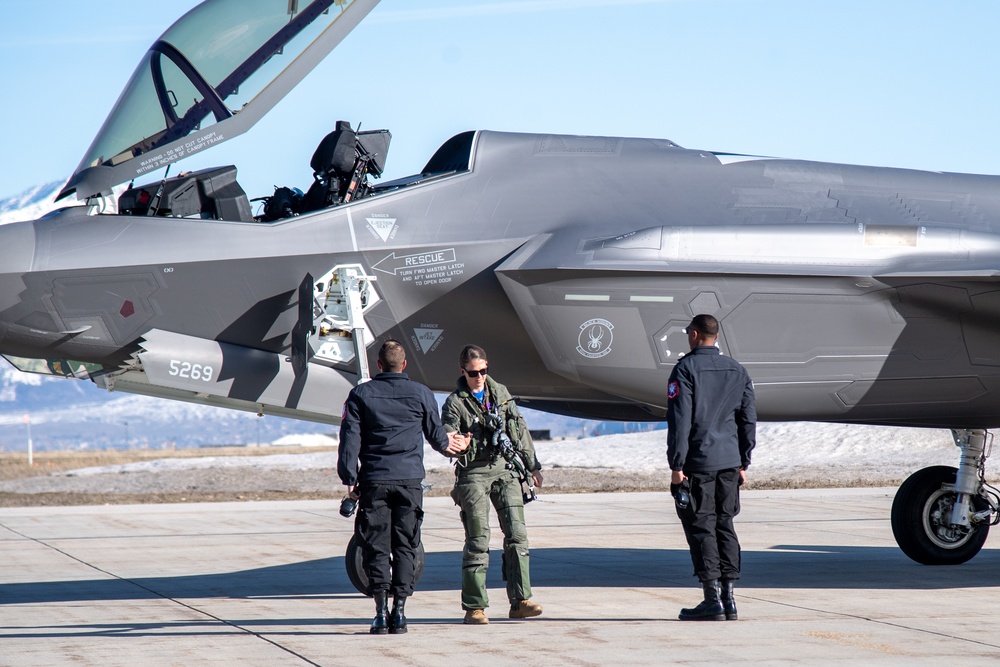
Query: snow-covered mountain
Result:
<box><xmin>0</xmin><ymin>354</ymin><xmax>619</xmax><ymax>453</ymax></box>
<box><xmin>0</xmin><ymin>363</ymin><xmax>339</xmax><ymax>452</ymax></box>
<box><xmin>0</xmin><ymin>181</ymin><xmax>68</xmax><ymax>225</ymax></box>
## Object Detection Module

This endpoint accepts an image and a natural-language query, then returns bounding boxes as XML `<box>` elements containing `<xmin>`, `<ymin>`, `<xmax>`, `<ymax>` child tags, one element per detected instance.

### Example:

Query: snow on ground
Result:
<box><xmin>54</xmin><ymin>422</ymin><xmax>1000</xmax><ymax>484</ymax></box>
<box><xmin>506</xmin><ymin>422</ymin><xmax>993</xmax><ymax>483</ymax></box>
<box><xmin>271</xmin><ymin>433</ymin><xmax>338</xmax><ymax>447</ymax></box>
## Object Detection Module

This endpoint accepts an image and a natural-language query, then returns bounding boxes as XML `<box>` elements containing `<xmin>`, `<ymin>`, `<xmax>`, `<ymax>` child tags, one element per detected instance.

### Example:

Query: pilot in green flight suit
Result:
<box><xmin>442</xmin><ymin>344</ymin><xmax>544</xmax><ymax>625</ymax></box>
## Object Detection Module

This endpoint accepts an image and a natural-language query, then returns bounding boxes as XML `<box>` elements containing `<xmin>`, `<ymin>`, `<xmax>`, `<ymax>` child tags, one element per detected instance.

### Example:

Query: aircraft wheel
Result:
<box><xmin>891</xmin><ymin>466</ymin><xmax>990</xmax><ymax>565</ymax></box>
<box><xmin>345</xmin><ymin>533</ymin><xmax>426</xmax><ymax>596</ymax></box>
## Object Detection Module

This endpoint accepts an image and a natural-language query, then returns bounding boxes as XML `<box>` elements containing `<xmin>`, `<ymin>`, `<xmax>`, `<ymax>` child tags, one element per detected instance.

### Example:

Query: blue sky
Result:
<box><xmin>1</xmin><ymin>0</ymin><xmax>999</xmax><ymax>201</ymax></box>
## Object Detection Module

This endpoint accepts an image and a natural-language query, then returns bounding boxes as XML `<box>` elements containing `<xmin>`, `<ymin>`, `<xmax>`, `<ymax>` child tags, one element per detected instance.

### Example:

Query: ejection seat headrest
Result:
<box><xmin>311</xmin><ymin>120</ymin><xmax>357</xmax><ymax>176</ymax></box>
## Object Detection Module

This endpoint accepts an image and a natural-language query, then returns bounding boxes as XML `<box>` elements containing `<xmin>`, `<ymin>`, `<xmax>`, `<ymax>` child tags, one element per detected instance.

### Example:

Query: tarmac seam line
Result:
<box><xmin>0</xmin><ymin>528</ymin><xmax>340</xmax><ymax>542</ymax></box>
<box><xmin>750</xmin><ymin>595</ymin><xmax>1000</xmax><ymax>651</ymax></box>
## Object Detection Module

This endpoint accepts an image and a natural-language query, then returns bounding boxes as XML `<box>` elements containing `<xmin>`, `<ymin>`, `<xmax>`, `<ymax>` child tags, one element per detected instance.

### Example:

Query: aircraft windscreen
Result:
<box><xmin>78</xmin><ymin>0</ymin><xmax>356</xmax><ymax>172</ymax></box>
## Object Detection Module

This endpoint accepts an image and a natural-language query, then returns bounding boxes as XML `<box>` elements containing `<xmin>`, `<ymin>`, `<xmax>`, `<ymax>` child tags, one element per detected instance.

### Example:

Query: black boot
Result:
<box><xmin>720</xmin><ymin>579</ymin><xmax>738</xmax><ymax>621</ymax></box>
<box><xmin>389</xmin><ymin>595</ymin><xmax>408</xmax><ymax>634</ymax></box>
<box><xmin>679</xmin><ymin>579</ymin><xmax>726</xmax><ymax>621</ymax></box>
<box><xmin>370</xmin><ymin>591</ymin><xmax>389</xmax><ymax>634</ymax></box>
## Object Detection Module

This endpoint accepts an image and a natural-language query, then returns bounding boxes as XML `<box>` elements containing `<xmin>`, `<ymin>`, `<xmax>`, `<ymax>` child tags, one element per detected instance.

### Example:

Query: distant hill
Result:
<box><xmin>0</xmin><ymin>363</ymin><xmax>340</xmax><ymax>453</ymax></box>
<box><xmin>0</xmin><ymin>359</ymin><xmax>661</xmax><ymax>453</ymax></box>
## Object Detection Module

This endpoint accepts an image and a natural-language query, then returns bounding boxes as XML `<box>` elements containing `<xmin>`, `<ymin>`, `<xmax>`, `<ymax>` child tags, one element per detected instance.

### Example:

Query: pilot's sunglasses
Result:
<box><xmin>463</xmin><ymin>367</ymin><xmax>489</xmax><ymax>377</ymax></box>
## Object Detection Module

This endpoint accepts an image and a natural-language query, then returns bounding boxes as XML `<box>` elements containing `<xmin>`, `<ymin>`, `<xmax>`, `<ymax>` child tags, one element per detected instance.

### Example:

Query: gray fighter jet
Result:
<box><xmin>2</xmin><ymin>0</ymin><xmax>998</xmax><ymax>565</ymax></box>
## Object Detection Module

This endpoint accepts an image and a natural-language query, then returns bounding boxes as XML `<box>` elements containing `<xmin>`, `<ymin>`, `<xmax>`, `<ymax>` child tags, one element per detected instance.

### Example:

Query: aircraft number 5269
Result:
<box><xmin>168</xmin><ymin>360</ymin><xmax>214</xmax><ymax>382</ymax></box>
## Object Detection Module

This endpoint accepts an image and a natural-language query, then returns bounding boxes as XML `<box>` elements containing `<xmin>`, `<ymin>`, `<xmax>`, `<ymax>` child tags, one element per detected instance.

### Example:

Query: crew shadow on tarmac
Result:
<box><xmin>2</xmin><ymin>545</ymin><xmax>999</xmax><ymax>608</ymax></box>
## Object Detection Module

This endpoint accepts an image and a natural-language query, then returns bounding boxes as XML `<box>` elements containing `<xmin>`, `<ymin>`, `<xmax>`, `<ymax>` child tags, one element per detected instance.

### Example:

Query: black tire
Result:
<box><xmin>891</xmin><ymin>465</ymin><xmax>990</xmax><ymax>565</ymax></box>
<box><xmin>345</xmin><ymin>533</ymin><xmax>369</xmax><ymax>595</ymax></box>
<box><xmin>345</xmin><ymin>533</ymin><xmax>426</xmax><ymax>596</ymax></box>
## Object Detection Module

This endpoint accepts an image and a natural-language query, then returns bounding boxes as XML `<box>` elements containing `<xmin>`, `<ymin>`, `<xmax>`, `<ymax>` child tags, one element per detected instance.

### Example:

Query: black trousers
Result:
<box><xmin>675</xmin><ymin>468</ymin><xmax>742</xmax><ymax>582</ymax></box>
<box><xmin>355</xmin><ymin>481</ymin><xmax>423</xmax><ymax>597</ymax></box>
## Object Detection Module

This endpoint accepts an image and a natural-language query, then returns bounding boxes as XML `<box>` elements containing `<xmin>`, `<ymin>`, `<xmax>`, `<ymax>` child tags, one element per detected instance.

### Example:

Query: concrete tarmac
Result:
<box><xmin>1</xmin><ymin>488</ymin><xmax>999</xmax><ymax>666</ymax></box>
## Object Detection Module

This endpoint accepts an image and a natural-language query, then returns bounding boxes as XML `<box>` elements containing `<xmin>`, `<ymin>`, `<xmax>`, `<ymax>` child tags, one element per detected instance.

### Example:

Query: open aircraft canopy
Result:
<box><xmin>59</xmin><ymin>0</ymin><xmax>380</xmax><ymax>201</ymax></box>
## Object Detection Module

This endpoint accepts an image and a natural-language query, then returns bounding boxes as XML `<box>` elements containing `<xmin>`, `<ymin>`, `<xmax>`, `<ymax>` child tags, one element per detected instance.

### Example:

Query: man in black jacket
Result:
<box><xmin>338</xmin><ymin>340</ymin><xmax>466</xmax><ymax>634</ymax></box>
<box><xmin>667</xmin><ymin>314</ymin><xmax>756</xmax><ymax>621</ymax></box>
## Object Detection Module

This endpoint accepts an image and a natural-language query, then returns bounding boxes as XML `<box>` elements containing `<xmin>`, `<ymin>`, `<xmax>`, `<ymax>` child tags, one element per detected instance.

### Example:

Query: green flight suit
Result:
<box><xmin>442</xmin><ymin>375</ymin><xmax>541</xmax><ymax>611</ymax></box>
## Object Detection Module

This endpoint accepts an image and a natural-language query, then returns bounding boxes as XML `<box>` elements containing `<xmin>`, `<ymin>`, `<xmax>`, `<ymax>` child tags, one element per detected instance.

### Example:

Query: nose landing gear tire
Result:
<box><xmin>345</xmin><ymin>533</ymin><xmax>426</xmax><ymax>596</ymax></box>
<box><xmin>891</xmin><ymin>465</ymin><xmax>990</xmax><ymax>565</ymax></box>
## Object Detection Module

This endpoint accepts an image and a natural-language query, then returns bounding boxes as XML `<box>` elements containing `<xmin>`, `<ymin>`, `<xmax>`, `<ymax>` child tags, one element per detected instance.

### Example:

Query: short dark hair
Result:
<box><xmin>459</xmin><ymin>344</ymin><xmax>487</xmax><ymax>368</ymax></box>
<box><xmin>688</xmin><ymin>314</ymin><xmax>719</xmax><ymax>337</ymax></box>
<box><xmin>378</xmin><ymin>339</ymin><xmax>406</xmax><ymax>372</ymax></box>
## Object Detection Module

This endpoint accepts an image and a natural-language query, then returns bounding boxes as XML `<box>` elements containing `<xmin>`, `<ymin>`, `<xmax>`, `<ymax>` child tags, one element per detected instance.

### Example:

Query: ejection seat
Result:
<box><xmin>300</xmin><ymin>120</ymin><xmax>357</xmax><ymax>213</ymax></box>
<box><xmin>257</xmin><ymin>121</ymin><xmax>389</xmax><ymax>221</ymax></box>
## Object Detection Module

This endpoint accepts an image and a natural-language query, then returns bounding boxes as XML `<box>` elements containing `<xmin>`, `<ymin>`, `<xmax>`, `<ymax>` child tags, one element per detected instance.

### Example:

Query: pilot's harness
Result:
<box><xmin>453</xmin><ymin>387</ymin><xmax>498</xmax><ymax>469</ymax></box>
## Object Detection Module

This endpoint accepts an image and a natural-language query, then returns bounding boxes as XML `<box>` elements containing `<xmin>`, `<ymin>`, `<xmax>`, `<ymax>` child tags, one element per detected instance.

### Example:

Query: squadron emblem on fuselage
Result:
<box><xmin>576</xmin><ymin>318</ymin><xmax>614</xmax><ymax>359</ymax></box>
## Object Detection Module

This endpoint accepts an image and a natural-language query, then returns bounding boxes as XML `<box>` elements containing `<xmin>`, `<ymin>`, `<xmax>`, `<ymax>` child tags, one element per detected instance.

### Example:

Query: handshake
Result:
<box><xmin>444</xmin><ymin>430</ymin><xmax>471</xmax><ymax>456</ymax></box>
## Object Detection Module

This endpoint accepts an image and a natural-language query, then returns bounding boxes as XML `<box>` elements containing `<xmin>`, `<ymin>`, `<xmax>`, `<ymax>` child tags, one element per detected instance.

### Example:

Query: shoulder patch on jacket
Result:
<box><xmin>668</xmin><ymin>380</ymin><xmax>680</xmax><ymax>400</ymax></box>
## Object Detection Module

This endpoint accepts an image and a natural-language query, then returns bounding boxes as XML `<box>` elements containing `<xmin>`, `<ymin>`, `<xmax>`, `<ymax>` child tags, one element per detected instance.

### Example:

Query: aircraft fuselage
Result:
<box><xmin>4</xmin><ymin>131</ymin><xmax>1000</xmax><ymax>428</ymax></box>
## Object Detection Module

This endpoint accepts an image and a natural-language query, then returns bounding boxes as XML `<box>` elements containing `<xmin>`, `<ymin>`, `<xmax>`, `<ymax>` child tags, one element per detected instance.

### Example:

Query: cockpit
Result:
<box><xmin>54</xmin><ymin>0</ymin><xmax>473</xmax><ymax>225</ymax></box>
<box><xmin>58</xmin><ymin>1</ymin><xmax>376</xmax><ymax>205</ymax></box>
<box><xmin>113</xmin><ymin>120</ymin><xmax>392</xmax><ymax>223</ymax></box>
<box><xmin>107</xmin><ymin>122</ymin><xmax>475</xmax><ymax>223</ymax></box>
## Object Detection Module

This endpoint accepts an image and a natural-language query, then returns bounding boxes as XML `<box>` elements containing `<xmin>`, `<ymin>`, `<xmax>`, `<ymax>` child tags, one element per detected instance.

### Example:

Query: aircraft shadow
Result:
<box><xmin>1</xmin><ymin>545</ymin><xmax>998</xmax><ymax>608</ymax></box>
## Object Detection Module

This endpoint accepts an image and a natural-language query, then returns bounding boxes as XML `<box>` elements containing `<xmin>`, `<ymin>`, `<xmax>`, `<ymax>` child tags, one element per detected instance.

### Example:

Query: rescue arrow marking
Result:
<box><xmin>373</xmin><ymin>248</ymin><xmax>457</xmax><ymax>275</ymax></box>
